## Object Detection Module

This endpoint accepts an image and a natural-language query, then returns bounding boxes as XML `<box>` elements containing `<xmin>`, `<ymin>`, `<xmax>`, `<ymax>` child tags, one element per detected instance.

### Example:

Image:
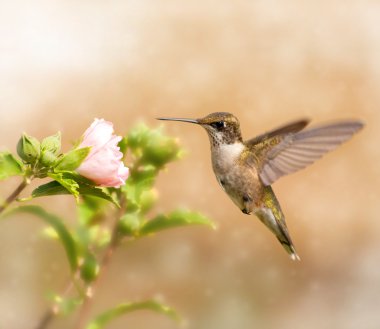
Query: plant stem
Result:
<box><xmin>34</xmin><ymin>278</ymin><xmax>76</xmax><ymax>329</ymax></box>
<box><xmin>0</xmin><ymin>178</ymin><xmax>30</xmax><ymax>214</ymax></box>
<box><xmin>74</xmin><ymin>197</ymin><xmax>126</xmax><ymax>329</ymax></box>
<box><xmin>34</xmin><ymin>311</ymin><xmax>54</xmax><ymax>329</ymax></box>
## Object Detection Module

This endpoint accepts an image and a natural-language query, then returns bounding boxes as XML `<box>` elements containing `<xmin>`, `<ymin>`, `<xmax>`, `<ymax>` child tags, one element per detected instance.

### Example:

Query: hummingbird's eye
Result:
<box><xmin>211</xmin><ymin>121</ymin><xmax>226</xmax><ymax>130</ymax></box>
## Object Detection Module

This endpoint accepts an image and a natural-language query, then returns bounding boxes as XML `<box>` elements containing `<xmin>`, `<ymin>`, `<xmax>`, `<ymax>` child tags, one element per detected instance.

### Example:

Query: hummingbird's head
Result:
<box><xmin>157</xmin><ymin>112</ymin><xmax>243</xmax><ymax>146</ymax></box>
<box><xmin>197</xmin><ymin>112</ymin><xmax>243</xmax><ymax>146</ymax></box>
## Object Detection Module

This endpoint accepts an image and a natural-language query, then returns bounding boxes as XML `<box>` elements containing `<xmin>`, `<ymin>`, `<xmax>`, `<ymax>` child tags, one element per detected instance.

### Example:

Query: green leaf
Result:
<box><xmin>54</xmin><ymin>147</ymin><xmax>90</xmax><ymax>171</ymax></box>
<box><xmin>86</xmin><ymin>300</ymin><xmax>180</xmax><ymax>329</ymax></box>
<box><xmin>129</xmin><ymin>165</ymin><xmax>157</xmax><ymax>183</ymax></box>
<box><xmin>59</xmin><ymin>171</ymin><xmax>96</xmax><ymax>186</ymax></box>
<box><xmin>49</xmin><ymin>172</ymin><xmax>79</xmax><ymax>199</ymax></box>
<box><xmin>31</xmin><ymin>179</ymin><xmax>119</xmax><ymax>206</ymax></box>
<box><xmin>6</xmin><ymin>205</ymin><xmax>78</xmax><ymax>272</ymax></box>
<box><xmin>31</xmin><ymin>181</ymin><xmax>69</xmax><ymax>197</ymax></box>
<box><xmin>42</xmin><ymin>226</ymin><xmax>59</xmax><ymax>240</ymax></box>
<box><xmin>78</xmin><ymin>186</ymin><xmax>119</xmax><ymax>207</ymax></box>
<box><xmin>78</xmin><ymin>195</ymin><xmax>108</xmax><ymax>226</ymax></box>
<box><xmin>0</xmin><ymin>152</ymin><xmax>23</xmax><ymax>180</ymax></box>
<box><xmin>17</xmin><ymin>133</ymin><xmax>40</xmax><ymax>164</ymax></box>
<box><xmin>118</xmin><ymin>137</ymin><xmax>128</xmax><ymax>156</ymax></box>
<box><xmin>121</xmin><ymin>177</ymin><xmax>156</xmax><ymax>213</ymax></box>
<box><xmin>140</xmin><ymin>209</ymin><xmax>215</xmax><ymax>236</ymax></box>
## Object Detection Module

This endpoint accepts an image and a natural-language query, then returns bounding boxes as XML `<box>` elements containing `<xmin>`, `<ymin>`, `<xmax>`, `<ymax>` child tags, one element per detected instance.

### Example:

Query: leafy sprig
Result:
<box><xmin>0</xmin><ymin>122</ymin><xmax>214</xmax><ymax>329</ymax></box>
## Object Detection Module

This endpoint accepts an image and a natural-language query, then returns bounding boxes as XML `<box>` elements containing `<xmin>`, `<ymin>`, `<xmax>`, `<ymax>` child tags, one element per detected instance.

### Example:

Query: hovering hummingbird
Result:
<box><xmin>157</xmin><ymin>113</ymin><xmax>363</xmax><ymax>260</ymax></box>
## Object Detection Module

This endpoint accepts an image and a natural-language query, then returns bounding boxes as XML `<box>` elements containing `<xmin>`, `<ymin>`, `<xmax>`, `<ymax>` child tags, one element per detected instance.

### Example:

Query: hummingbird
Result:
<box><xmin>157</xmin><ymin>113</ymin><xmax>363</xmax><ymax>260</ymax></box>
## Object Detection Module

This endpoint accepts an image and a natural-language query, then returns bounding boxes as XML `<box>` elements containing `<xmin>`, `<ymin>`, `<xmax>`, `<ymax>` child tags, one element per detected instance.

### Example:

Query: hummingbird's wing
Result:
<box><xmin>246</xmin><ymin>119</ymin><xmax>310</xmax><ymax>146</ymax></box>
<box><xmin>250</xmin><ymin>120</ymin><xmax>364</xmax><ymax>186</ymax></box>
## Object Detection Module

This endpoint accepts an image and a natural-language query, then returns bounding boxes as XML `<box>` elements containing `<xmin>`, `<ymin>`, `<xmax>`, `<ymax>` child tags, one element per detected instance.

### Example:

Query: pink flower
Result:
<box><xmin>77</xmin><ymin>118</ymin><xmax>129</xmax><ymax>187</ymax></box>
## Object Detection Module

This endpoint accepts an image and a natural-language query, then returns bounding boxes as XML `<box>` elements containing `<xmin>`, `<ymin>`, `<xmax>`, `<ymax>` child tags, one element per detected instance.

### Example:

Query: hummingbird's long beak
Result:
<box><xmin>156</xmin><ymin>117</ymin><xmax>199</xmax><ymax>124</ymax></box>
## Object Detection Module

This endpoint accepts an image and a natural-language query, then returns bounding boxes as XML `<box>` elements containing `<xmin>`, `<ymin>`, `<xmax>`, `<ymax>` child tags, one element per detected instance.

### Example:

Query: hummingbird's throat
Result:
<box><xmin>207</xmin><ymin>131</ymin><xmax>223</xmax><ymax>147</ymax></box>
<box><xmin>207</xmin><ymin>129</ymin><xmax>242</xmax><ymax>147</ymax></box>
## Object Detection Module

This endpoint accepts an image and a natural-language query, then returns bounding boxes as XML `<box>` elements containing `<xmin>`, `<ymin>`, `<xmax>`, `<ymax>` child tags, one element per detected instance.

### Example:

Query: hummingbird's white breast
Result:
<box><xmin>211</xmin><ymin>141</ymin><xmax>249</xmax><ymax>211</ymax></box>
<box><xmin>211</xmin><ymin>142</ymin><xmax>245</xmax><ymax>169</ymax></box>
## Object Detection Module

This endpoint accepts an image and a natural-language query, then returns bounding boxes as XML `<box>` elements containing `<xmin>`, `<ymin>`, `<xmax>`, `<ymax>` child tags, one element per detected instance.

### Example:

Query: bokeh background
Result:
<box><xmin>1</xmin><ymin>1</ymin><xmax>379</xmax><ymax>328</ymax></box>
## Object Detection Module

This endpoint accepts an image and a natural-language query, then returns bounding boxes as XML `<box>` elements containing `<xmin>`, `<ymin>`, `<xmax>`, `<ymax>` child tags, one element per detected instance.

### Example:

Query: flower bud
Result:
<box><xmin>140</xmin><ymin>188</ymin><xmax>158</xmax><ymax>212</ymax></box>
<box><xmin>40</xmin><ymin>151</ymin><xmax>57</xmax><ymax>167</ymax></box>
<box><xmin>41</xmin><ymin>132</ymin><xmax>61</xmax><ymax>155</ymax></box>
<box><xmin>80</xmin><ymin>252</ymin><xmax>99</xmax><ymax>283</ymax></box>
<box><xmin>119</xmin><ymin>213</ymin><xmax>140</xmax><ymax>236</ymax></box>
<box><xmin>17</xmin><ymin>133</ymin><xmax>40</xmax><ymax>164</ymax></box>
<box><xmin>39</xmin><ymin>132</ymin><xmax>61</xmax><ymax>167</ymax></box>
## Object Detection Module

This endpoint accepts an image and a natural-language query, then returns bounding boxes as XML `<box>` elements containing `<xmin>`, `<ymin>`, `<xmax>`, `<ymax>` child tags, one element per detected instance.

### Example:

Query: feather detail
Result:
<box><xmin>258</xmin><ymin>120</ymin><xmax>364</xmax><ymax>186</ymax></box>
<box><xmin>255</xmin><ymin>186</ymin><xmax>300</xmax><ymax>260</ymax></box>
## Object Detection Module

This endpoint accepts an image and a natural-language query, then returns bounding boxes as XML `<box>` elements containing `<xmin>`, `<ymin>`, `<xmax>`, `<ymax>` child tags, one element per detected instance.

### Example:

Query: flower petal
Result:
<box><xmin>76</xmin><ymin>119</ymin><xmax>129</xmax><ymax>188</ymax></box>
<box><xmin>80</xmin><ymin>119</ymin><xmax>114</xmax><ymax>154</ymax></box>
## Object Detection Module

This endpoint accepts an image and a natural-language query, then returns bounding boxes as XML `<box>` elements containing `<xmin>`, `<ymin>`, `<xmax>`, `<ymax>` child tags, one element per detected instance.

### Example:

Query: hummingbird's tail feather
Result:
<box><xmin>255</xmin><ymin>186</ymin><xmax>300</xmax><ymax>261</ymax></box>
<box><xmin>280</xmin><ymin>240</ymin><xmax>300</xmax><ymax>261</ymax></box>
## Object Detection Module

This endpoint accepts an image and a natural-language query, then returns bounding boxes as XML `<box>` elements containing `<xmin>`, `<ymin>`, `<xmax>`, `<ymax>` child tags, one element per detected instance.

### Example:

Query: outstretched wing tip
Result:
<box><xmin>352</xmin><ymin>119</ymin><xmax>365</xmax><ymax>131</ymax></box>
<box><xmin>258</xmin><ymin>118</ymin><xmax>364</xmax><ymax>186</ymax></box>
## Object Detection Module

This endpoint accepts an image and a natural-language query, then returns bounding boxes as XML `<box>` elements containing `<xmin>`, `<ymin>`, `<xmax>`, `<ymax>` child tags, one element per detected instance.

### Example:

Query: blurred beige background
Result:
<box><xmin>1</xmin><ymin>1</ymin><xmax>380</xmax><ymax>328</ymax></box>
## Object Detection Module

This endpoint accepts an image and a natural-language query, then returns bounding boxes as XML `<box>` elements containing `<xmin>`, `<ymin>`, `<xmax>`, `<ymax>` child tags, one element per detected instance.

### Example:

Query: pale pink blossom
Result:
<box><xmin>77</xmin><ymin>118</ymin><xmax>129</xmax><ymax>187</ymax></box>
